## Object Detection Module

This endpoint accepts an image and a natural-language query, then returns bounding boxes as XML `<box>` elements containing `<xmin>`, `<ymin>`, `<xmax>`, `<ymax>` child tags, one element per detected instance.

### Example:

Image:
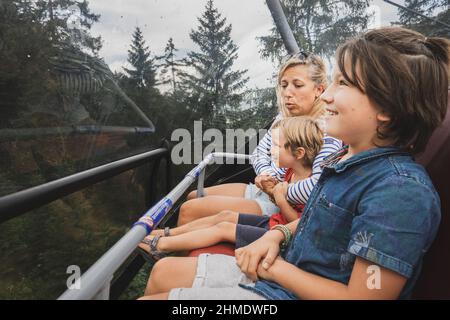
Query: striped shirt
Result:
<box><xmin>249</xmin><ymin>117</ymin><xmax>343</xmax><ymax>205</ymax></box>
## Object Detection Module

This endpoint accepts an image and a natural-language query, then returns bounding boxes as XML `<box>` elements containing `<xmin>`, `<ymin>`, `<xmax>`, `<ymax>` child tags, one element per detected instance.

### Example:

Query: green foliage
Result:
<box><xmin>123</xmin><ymin>27</ymin><xmax>158</xmax><ymax>89</ymax></box>
<box><xmin>159</xmin><ymin>37</ymin><xmax>184</xmax><ymax>94</ymax></box>
<box><xmin>0</xmin><ymin>0</ymin><xmax>275</xmax><ymax>301</ymax></box>
<box><xmin>180</xmin><ymin>0</ymin><xmax>250</xmax><ymax>130</ymax></box>
<box><xmin>29</xmin><ymin>0</ymin><xmax>101</xmax><ymax>54</ymax></box>
<box><xmin>258</xmin><ymin>0</ymin><xmax>371</xmax><ymax>61</ymax></box>
<box><xmin>396</xmin><ymin>0</ymin><xmax>449</xmax><ymax>37</ymax></box>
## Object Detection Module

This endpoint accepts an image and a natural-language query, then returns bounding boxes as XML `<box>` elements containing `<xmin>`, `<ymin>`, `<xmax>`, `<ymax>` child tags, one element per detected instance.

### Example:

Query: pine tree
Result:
<box><xmin>259</xmin><ymin>0</ymin><xmax>371</xmax><ymax>62</ymax></box>
<box><xmin>123</xmin><ymin>27</ymin><xmax>157</xmax><ymax>89</ymax></box>
<box><xmin>181</xmin><ymin>0</ymin><xmax>249</xmax><ymax>128</ymax></box>
<box><xmin>397</xmin><ymin>0</ymin><xmax>449</xmax><ymax>37</ymax></box>
<box><xmin>159</xmin><ymin>38</ymin><xmax>183</xmax><ymax>94</ymax></box>
<box><xmin>33</xmin><ymin>0</ymin><xmax>102</xmax><ymax>54</ymax></box>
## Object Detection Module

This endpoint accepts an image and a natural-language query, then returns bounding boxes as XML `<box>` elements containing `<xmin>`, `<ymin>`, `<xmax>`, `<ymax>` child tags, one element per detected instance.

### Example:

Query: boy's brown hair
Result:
<box><xmin>337</xmin><ymin>27</ymin><xmax>449</xmax><ymax>154</ymax></box>
<box><xmin>272</xmin><ymin>117</ymin><xmax>324</xmax><ymax>167</ymax></box>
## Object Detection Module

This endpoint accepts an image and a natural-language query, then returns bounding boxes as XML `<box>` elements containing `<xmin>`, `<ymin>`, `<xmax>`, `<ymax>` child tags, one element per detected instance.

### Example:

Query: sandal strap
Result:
<box><xmin>164</xmin><ymin>227</ymin><xmax>171</xmax><ymax>237</ymax></box>
<box><xmin>150</xmin><ymin>235</ymin><xmax>162</xmax><ymax>252</ymax></box>
<box><xmin>149</xmin><ymin>235</ymin><xmax>170</xmax><ymax>260</ymax></box>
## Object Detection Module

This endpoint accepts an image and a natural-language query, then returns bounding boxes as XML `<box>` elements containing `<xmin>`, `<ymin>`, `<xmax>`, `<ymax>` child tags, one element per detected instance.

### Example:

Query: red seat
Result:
<box><xmin>413</xmin><ymin>90</ymin><xmax>450</xmax><ymax>299</ymax></box>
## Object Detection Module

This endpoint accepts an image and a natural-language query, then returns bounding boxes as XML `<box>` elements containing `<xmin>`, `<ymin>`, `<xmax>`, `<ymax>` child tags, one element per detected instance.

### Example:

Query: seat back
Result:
<box><xmin>413</xmin><ymin>91</ymin><xmax>450</xmax><ymax>299</ymax></box>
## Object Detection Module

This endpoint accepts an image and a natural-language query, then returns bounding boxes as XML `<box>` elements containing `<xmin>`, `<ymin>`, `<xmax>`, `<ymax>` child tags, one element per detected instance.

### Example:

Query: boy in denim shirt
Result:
<box><xmin>140</xmin><ymin>27</ymin><xmax>449</xmax><ymax>300</ymax></box>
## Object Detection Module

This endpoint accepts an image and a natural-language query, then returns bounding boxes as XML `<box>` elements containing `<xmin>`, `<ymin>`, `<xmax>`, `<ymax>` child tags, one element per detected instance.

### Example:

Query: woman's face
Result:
<box><xmin>280</xmin><ymin>64</ymin><xmax>323</xmax><ymax>117</ymax></box>
<box><xmin>321</xmin><ymin>64</ymin><xmax>389</xmax><ymax>149</ymax></box>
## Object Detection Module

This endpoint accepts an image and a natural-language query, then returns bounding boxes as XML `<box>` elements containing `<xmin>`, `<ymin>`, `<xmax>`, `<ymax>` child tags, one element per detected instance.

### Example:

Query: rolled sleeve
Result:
<box><xmin>347</xmin><ymin>174</ymin><xmax>441</xmax><ymax>278</ymax></box>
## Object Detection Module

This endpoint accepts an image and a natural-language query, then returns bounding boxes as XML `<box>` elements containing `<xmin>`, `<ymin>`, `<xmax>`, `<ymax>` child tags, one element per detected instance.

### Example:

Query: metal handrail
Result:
<box><xmin>0</xmin><ymin>126</ymin><xmax>154</xmax><ymax>140</ymax></box>
<box><xmin>58</xmin><ymin>152</ymin><xmax>250</xmax><ymax>300</ymax></box>
<box><xmin>0</xmin><ymin>148</ymin><xmax>169</xmax><ymax>224</ymax></box>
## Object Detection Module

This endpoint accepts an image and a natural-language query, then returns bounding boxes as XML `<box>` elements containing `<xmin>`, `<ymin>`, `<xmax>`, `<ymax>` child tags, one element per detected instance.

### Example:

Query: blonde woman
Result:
<box><xmin>171</xmin><ymin>53</ymin><xmax>342</xmax><ymax>227</ymax></box>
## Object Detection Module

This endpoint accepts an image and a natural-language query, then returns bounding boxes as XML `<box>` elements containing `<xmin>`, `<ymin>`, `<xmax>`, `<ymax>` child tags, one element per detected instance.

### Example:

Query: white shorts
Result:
<box><xmin>168</xmin><ymin>254</ymin><xmax>266</xmax><ymax>300</ymax></box>
<box><xmin>244</xmin><ymin>184</ymin><xmax>280</xmax><ymax>217</ymax></box>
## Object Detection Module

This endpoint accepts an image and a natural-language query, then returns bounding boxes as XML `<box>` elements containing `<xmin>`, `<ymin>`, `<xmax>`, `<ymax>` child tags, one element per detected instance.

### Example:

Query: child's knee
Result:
<box><xmin>186</xmin><ymin>190</ymin><xmax>197</xmax><ymax>200</ymax></box>
<box><xmin>178</xmin><ymin>200</ymin><xmax>197</xmax><ymax>225</ymax></box>
<box><xmin>147</xmin><ymin>258</ymin><xmax>172</xmax><ymax>294</ymax></box>
<box><xmin>215</xmin><ymin>221</ymin><xmax>236</xmax><ymax>241</ymax></box>
<box><xmin>215</xmin><ymin>210</ymin><xmax>238</xmax><ymax>223</ymax></box>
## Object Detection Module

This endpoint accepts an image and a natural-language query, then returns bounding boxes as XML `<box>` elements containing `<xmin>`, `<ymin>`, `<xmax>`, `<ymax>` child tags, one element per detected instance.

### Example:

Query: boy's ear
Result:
<box><xmin>376</xmin><ymin>112</ymin><xmax>391</xmax><ymax>123</ymax></box>
<box><xmin>295</xmin><ymin>147</ymin><xmax>306</xmax><ymax>160</ymax></box>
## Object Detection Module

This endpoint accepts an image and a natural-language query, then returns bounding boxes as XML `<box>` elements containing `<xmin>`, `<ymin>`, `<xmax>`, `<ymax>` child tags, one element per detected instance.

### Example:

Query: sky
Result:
<box><xmin>88</xmin><ymin>0</ymin><xmax>407</xmax><ymax>90</ymax></box>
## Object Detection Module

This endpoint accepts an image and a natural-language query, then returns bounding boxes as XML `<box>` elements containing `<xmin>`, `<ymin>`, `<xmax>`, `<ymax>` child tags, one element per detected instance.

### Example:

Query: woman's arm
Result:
<box><xmin>250</xmin><ymin>129</ymin><xmax>275</xmax><ymax>175</ymax></box>
<box><xmin>258</xmin><ymin>256</ymin><xmax>407</xmax><ymax>300</ymax></box>
<box><xmin>250</xmin><ymin>119</ymin><xmax>287</xmax><ymax>182</ymax></box>
<box><xmin>286</xmin><ymin>137</ymin><xmax>342</xmax><ymax>205</ymax></box>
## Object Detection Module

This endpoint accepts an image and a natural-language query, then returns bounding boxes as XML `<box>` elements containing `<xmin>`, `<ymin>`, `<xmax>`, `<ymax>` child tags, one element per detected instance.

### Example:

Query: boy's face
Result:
<box><xmin>321</xmin><ymin>64</ymin><xmax>387</xmax><ymax>149</ymax></box>
<box><xmin>271</xmin><ymin>128</ymin><xmax>298</xmax><ymax>168</ymax></box>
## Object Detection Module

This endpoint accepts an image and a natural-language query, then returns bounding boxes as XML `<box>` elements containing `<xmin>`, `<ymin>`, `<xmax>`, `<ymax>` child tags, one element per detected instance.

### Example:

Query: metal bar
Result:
<box><xmin>0</xmin><ymin>126</ymin><xmax>155</xmax><ymax>140</ymax></box>
<box><xmin>197</xmin><ymin>168</ymin><xmax>206</xmax><ymax>198</ymax></box>
<box><xmin>92</xmin><ymin>277</ymin><xmax>112</xmax><ymax>300</ymax></box>
<box><xmin>383</xmin><ymin>0</ymin><xmax>450</xmax><ymax>30</ymax></box>
<box><xmin>110</xmin><ymin>253</ymin><xmax>146</xmax><ymax>300</ymax></box>
<box><xmin>197</xmin><ymin>153</ymin><xmax>250</xmax><ymax>198</ymax></box>
<box><xmin>0</xmin><ymin>148</ymin><xmax>168</xmax><ymax>224</ymax></box>
<box><xmin>107</xmin><ymin>79</ymin><xmax>156</xmax><ymax>132</ymax></box>
<box><xmin>58</xmin><ymin>152</ymin><xmax>249</xmax><ymax>300</ymax></box>
<box><xmin>266</xmin><ymin>0</ymin><xmax>300</xmax><ymax>54</ymax></box>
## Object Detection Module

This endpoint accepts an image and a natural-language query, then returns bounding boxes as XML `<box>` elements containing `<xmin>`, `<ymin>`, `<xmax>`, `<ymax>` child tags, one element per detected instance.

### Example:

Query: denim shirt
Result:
<box><xmin>241</xmin><ymin>147</ymin><xmax>441</xmax><ymax>300</ymax></box>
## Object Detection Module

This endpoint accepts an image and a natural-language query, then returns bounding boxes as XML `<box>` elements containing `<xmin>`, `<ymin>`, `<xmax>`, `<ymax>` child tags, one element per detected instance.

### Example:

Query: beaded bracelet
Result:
<box><xmin>270</xmin><ymin>224</ymin><xmax>292</xmax><ymax>250</ymax></box>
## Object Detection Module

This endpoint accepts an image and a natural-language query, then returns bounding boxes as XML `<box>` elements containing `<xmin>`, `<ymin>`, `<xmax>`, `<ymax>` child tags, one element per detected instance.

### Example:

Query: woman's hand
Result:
<box><xmin>235</xmin><ymin>230</ymin><xmax>284</xmax><ymax>281</ymax></box>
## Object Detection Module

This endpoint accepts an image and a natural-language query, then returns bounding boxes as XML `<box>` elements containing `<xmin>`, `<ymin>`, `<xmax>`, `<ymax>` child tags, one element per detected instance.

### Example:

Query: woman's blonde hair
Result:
<box><xmin>276</xmin><ymin>54</ymin><xmax>328</xmax><ymax>119</ymax></box>
<box><xmin>272</xmin><ymin>117</ymin><xmax>324</xmax><ymax>167</ymax></box>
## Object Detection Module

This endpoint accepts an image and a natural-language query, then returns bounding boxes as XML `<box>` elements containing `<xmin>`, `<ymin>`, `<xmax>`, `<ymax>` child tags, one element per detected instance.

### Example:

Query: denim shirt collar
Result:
<box><xmin>323</xmin><ymin>146</ymin><xmax>410</xmax><ymax>173</ymax></box>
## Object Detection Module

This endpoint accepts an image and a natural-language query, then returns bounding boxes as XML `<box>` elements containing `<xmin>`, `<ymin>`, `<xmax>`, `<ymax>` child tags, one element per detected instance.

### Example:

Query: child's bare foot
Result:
<box><xmin>149</xmin><ymin>227</ymin><xmax>170</xmax><ymax>237</ymax></box>
<box><xmin>138</xmin><ymin>235</ymin><xmax>168</xmax><ymax>253</ymax></box>
<box><xmin>150</xmin><ymin>229</ymin><xmax>164</xmax><ymax>237</ymax></box>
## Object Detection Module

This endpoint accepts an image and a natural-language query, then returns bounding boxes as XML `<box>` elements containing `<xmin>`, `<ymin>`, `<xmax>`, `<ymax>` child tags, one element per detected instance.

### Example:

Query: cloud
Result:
<box><xmin>89</xmin><ymin>0</ymin><xmax>278</xmax><ymax>88</ymax></box>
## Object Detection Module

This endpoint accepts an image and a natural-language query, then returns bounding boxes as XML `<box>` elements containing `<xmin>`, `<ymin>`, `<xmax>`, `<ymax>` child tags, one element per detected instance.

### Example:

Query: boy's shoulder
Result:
<box><xmin>356</xmin><ymin>153</ymin><xmax>441</xmax><ymax>222</ymax></box>
<box><xmin>332</xmin><ymin>147</ymin><xmax>440</xmax><ymax>205</ymax></box>
<box><xmin>375</xmin><ymin>153</ymin><xmax>436</xmax><ymax>193</ymax></box>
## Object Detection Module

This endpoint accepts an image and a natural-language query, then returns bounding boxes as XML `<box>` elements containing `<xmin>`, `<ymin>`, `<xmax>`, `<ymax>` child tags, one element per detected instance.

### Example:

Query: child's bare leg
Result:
<box><xmin>186</xmin><ymin>183</ymin><xmax>248</xmax><ymax>200</ymax></box>
<box><xmin>159</xmin><ymin>221</ymin><xmax>236</xmax><ymax>252</ymax></box>
<box><xmin>178</xmin><ymin>196</ymin><xmax>262</xmax><ymax>225</ymax></box>
<box><xmin>144</xmin><ymin>257</ymin><xmax>198</xmax><ymax>295</ymax></box>
<box><xmin>148</xmin><ymin>210</ymin><xmax>238</xmax><ymax>238</ymax></box>
<box><xmin>166</xmin><ymin>210</ymin><xmax>239</xmax><ymax>236</ymax></box>
<box><xmin>138</xmin><ymin>292</ymin><xmax>169</xmax><ymax>300</ymax></box>
<box><xmin>141</xmin><ymin>222</ymin><xmax>237</xmax><ymax>254</ymax></box>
